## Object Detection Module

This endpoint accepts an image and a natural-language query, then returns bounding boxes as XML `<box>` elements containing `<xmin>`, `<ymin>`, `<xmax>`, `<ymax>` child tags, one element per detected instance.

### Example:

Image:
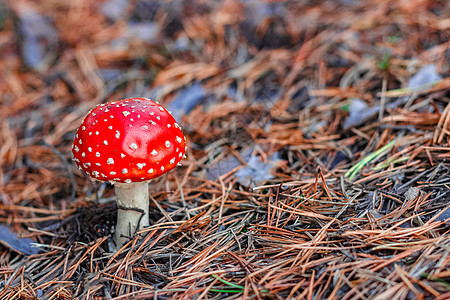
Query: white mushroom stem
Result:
<box><xmin>113</xmin><ymin>182</ymin><xmax>150</xmax><ymax>247</ymax></box>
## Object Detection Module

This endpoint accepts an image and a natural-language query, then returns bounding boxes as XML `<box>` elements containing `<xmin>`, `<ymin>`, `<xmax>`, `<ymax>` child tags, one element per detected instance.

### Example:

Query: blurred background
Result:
<box><xmin>0</xmin><ymin>0</ymin><xmax>449</xmax><ymax>243</ymax></box>
<box><xmin>0</xmin><ymin>0</ymin><xmax>449</xmax><ymax>237</ymax></box>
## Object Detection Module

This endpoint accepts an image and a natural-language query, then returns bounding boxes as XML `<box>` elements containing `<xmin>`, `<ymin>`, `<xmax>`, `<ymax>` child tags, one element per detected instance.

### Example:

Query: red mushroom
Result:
<box><xmin>72</xmin><ymin>97</ymin><xmax>186</xmax><ymax>248</ymax></box>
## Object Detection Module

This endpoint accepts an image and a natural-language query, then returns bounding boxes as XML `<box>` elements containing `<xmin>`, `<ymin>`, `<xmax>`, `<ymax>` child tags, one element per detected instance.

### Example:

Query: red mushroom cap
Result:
<box><xmin>72</xmin><ymin>98</ymin><xmax>186</xmax><ymax>184</ymax></box>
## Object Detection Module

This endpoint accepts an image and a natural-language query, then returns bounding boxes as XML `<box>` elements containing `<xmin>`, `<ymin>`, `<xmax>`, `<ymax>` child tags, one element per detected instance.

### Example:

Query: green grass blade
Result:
<box><xmin>372</xmin><ymin>156</ymin><xmax>409</xmax><ymax>171</ymax></box>
<box><xmin>345</xmin><ymin>139</ymin><xmax>396</xmax><ymax>181</ymax></box>
<box><xmin>211</xmin><ymin>274</ymin><xmax>244</xmax><ymax>290</ymax></box>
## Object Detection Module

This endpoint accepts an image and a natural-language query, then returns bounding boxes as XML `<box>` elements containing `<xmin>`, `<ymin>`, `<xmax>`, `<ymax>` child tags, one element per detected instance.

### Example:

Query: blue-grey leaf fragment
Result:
<box><xmin>0</xmin><ymin>225</ymin><xmax>39</xmax><ymax>255</ymax></box>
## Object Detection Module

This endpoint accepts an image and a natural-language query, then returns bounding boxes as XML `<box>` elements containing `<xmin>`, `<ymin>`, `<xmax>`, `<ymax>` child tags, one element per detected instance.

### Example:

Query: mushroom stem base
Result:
<box><xmin>113</xmin><ymin>182</ymin><xmax>150</xmax><ymax>248</ymax></box>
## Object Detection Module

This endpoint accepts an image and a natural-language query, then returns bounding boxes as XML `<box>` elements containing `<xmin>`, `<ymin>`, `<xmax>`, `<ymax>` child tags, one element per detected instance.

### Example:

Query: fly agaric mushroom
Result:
<box><xmin>72</xmin><ymin>97</ymin><xmax>186</xmax><ymax>247</ymax></box>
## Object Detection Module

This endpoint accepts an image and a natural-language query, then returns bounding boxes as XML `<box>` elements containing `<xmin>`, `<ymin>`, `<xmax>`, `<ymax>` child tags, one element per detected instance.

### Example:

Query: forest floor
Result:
<box><xmin>0</xmin><ymin>0</ymin><xmax>449</xmax><ymax>299</ymax></box>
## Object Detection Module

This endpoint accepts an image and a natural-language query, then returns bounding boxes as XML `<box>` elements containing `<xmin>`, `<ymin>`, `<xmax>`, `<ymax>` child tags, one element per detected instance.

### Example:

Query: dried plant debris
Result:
<box><xmin>0</xmin><ymin>0</ymin><xmax>449</xmax><ymax>299</ymax></box>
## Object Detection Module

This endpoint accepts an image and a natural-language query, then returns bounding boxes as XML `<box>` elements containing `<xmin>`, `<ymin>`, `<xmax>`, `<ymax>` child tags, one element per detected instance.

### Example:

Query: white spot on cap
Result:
<box><xmin>108</xmin><ymin>126</ymin><xmax>113</xmax><ymax>129</ymax></box>
<box><xmin>167</xmin><ymin>124</ymin><xmax>171</xmax><ymax>128</ymax></box>
<box><xmin>88</xmin><ymin>147</ymin><xmax>92</xmax><ymax>152</ymax></box>
<box><xmin>179</xmin><ymin>152</ymin><xmax>183</xmax><ymax>157</ymax></box>
<box><xmin>79</xmin><ymin>139</ymin><xmax>83</xmax><ymax>144</ymax></box>
<box><xmin>110</xmin><ymin>171</ymin><xmax>116</xmax><ymax>175</ymax></box>
<box><xmin>148</xmin><ymin>168</ymin><xmax>154</xmax><ymax>174</ymax></box>
<box><xmin>104</xmin><ymin>119</ymin><xmax>107</xmax><ymax>122</ymax></box>
<box><xmin>149</xmin><ymin>112</ymin><xmax>154</xmax><ymax>115</ymax></box>
<box><xmin>105</xmin><ymin>108</ymin><xmax>109</xmax><ymax>112</ymax></box>
<box><xmin>141</xmin><ymin>125</ymin><xmax>149</xmax><ymax>130</ymax></box>
<box><xmin>74</xmin><ymin>146</ymin><xmax>79</xmax><ymax>152</ymax></box>
<box><xmin>92</xmin><ymin>171</ymin><xmax>100</xmax><ymax>177</ymax></box>
<box><xmin>125</xmin><ymin>179</ymin><xmax>132</xmax><ymax>183</ymax></box>
<box><xmin>103</xmin><ymin>140</ymin><xmax>108</xmax><ymax>145</ymax></box>
<box><xmin>110</xmin><ymin>115</ymin><xmax>114</xmax><ymax>118</ymax></box>
<box><xmin>165</xmin><ymin>141</ymin><xmax>171</xmax><ymax>148</ymax></box>
<box><xmin>159</xmin><ymin>106</ymin><xmax>164</xmax><ymax>111</ymax></box>
<box><xmin>82</xmin><ymin>126</ymin><xmax>86</xmax><ymax>130</ymax></box>
<box><xmin>130</xmin><ymin>143</ymin><xmax>138</xmax><ymax>150</ymax></box>
<box><xmin>82</xmin><ymin>152</ymin><xmax>86</xmax><ymax>157</ymax></box>
<box><xmin>115</xmin><ymin>131</ymin><xmax>120</xmax><ymax>138</ymax></box>
<box><xmin>121</xmin><ymin>153</ymin><xmax>126</xmax><ymax>158</ymax></box>
<box><xmin>122</xmin><ymin>111</ymin><xmax>131</xmax><ymax>117</ymax></box>
<box><xmin>107</xmin><ymin>158</ymin><xmax>114</xmax><ymax>164</ymax></box>
<box><xmin>95</xmin><ymin>163</ymin><xmax>101</xmax><ymax>166</ymax></box>
<box><xmin>176</xmin><ymin>136</ymin><xmax>182</xmax><ymax>143</ymax></box>
<box><xmin>96</xmin><ymin>152</ymin><xmax>100</xmax><ymax>157</ymax></box>
<box><xmin>156</xmin><ymin>116</ymin><xmax>161</xmax><ymax>120</ymax></box>
<box><xmin>137</xmin><ymin>163</ymin><xmax>146</xmax><ymax>169</ymax></box>
<box><xmin>151</xmin><ymin>149</ymin><xmax>157</xmax><ymax>156</ymax></box>
<box><xmin>95</xmin><ymin>131</ymin><xmax>99</xmax><ymax>135</ymax></box>
<box><xmin>122</xmin><ymin>168</ymin><xmax>128</xmax><ymax>174</ymax></box>
<box><xmin>89</xmin><ymin>132</ymin><xmax>92</xmax><ymax>136</ymax></box>
<box><xmin>170</xmin><ymin>158</ymin><xmax>175</xmax><ymax>164</ymax></box>
<box><xmin>161</xmin><ymin>166</ymin><xmax>164</xmax><ymax>171</ymax></box>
